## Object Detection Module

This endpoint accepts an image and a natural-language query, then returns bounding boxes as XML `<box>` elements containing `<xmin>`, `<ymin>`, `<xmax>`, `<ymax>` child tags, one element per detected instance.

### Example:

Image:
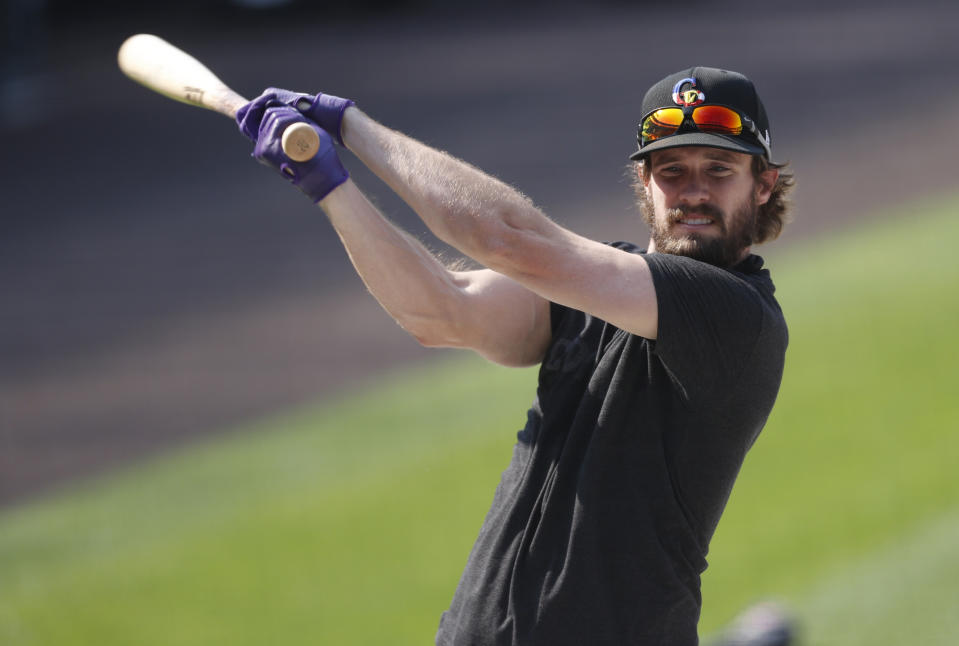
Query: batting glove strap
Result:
<box><xmin>299</xmin><ymin>93</ymin><xmax>355</xmax><ymax>146</ymax></box>
<box><xmin>236</xmin><ymin>88</ymin><xmax>307</xmax><ymax>141</ymax></box>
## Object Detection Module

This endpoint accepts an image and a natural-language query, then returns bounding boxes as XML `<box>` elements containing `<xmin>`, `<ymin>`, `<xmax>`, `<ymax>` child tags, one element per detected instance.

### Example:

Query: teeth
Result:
<box><xmin>680</xmin><ymin>217</ymin><xmax>712</xmax><ymax>225</ymax></box>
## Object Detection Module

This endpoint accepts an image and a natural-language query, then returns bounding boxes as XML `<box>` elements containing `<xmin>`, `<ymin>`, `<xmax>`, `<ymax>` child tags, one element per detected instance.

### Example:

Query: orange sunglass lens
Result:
<box><xmin>641</xmin><ymin>108</ymin><xmax>684</xmax><ymax>142</ymax></box>
<box><xmin>691</xmin><ymin>106</ymin><xmax>743</xmax><ymax>134</ymax></box>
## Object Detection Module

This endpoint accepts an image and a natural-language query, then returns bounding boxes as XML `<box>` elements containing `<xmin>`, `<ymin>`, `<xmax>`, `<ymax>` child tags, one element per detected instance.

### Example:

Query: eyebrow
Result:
<box><xmin>651</xmin><ymin>153</ymin><xmax>684</xmax><ymax>165</ymax></box>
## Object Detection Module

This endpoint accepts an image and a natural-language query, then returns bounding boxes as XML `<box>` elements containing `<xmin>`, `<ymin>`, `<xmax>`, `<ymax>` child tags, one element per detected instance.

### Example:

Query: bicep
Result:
<box><xmin>445</xmin><ymin>269</ymin><xmax>552</xmax><ymax>367</ymax></box>
<box><xmin>484</xmin><ymin>224</ymin><xmax>660</xmax><ymax>340</ymax></box>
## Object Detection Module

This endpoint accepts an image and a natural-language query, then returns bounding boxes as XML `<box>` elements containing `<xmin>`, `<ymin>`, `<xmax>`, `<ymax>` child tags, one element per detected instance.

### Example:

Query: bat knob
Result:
<box><xmin>281</xmin><ymin>122</ymin><xmax>321</xmax><ymax>162</ymax></box>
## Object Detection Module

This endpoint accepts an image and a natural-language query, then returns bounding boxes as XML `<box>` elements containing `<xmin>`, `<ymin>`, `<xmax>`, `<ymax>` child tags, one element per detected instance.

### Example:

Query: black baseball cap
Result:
<box><xmin>629</xmin><ymin>66</ymin><xmax>772</xmax><ymax>161</ymax></box>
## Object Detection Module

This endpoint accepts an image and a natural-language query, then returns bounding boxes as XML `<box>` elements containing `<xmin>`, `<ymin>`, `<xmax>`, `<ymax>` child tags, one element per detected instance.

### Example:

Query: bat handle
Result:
<box><xmin>206</xmin><ymin>87</ymin><xmax>249</xmax><ymax>120</ymax></box>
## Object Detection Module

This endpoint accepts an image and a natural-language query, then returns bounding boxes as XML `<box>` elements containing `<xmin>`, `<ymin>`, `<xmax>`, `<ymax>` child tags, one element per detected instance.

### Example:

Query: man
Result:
<box><xmin>237</xmin><ymin>66</ymin><xmax>794</xmax><ymax>645</ymax></box>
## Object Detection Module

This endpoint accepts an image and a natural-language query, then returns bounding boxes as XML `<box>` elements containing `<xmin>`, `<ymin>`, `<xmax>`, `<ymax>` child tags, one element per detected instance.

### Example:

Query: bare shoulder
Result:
<box><xmin>549</xmin><ymin>234</ymin><xmax>658</xmax><ymax>339</ymax></box>
<box><xmin>486</xmin><ymin>222</ymin><xmax>659</xmax><ymax>340</ymax></box>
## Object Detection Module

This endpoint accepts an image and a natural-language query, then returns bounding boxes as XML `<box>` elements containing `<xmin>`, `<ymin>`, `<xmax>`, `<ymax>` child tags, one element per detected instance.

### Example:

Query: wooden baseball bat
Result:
<box><xmin>117</xmin><ymin>33</ymin><xmax>319</xmax><ymax>162</ymax></box>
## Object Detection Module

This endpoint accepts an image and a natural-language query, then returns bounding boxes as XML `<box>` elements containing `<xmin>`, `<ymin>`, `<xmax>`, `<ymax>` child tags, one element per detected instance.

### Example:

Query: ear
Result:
<box><xmin>638</xmin><ymin>160</ymin><xmax>651</xmax><ymax>190</ymax></box>
<box><xmin>755</xmin><ymin>168</ymin><xmax>779</xmax><ymax>206</ymax></box>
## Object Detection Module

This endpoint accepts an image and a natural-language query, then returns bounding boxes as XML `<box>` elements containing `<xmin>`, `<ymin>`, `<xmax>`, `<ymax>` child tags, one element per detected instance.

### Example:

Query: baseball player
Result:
<box><xmin>237</xmin><ymin>66</ymin><xmax>795</xmax><ymax>646</ymax></box>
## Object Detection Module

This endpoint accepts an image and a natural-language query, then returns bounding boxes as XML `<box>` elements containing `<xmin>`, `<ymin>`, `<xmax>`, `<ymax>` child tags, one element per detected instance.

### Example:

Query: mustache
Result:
<box><xmin>666</xmin><ymin>203</ymin><xmax>725</xmax><ymax>224</ymax></box>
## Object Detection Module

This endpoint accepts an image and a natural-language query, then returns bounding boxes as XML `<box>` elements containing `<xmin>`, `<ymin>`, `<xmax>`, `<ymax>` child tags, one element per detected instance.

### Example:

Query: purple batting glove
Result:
<box><xmin>253</xmin><ymin>106</ymin><xmax>349</xmax><ymax>203</ymax></box>
<box><xmin>236</xmin><ymin>87</ymin><xmax>355</xmax><ymax>146</ymax></box>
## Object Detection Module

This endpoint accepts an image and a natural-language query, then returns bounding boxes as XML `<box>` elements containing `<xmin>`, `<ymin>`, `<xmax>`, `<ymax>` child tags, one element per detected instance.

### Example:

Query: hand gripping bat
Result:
<box><xmin>117</xmin><ymin>33</ymin><xmax>319</xmax><ymax>162</ymax></box>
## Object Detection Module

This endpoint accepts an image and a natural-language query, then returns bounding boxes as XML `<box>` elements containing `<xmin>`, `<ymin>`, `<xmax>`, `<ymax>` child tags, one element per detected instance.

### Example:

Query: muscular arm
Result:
<box><xmin>338</xmin><ymin>107</ymin><xmax>659</xmax><ymax>340</ymax></box>
<box><xmin>318</xmin><ymin>179</ymin><xmax>551</xmax><ymax>367</ymax></box>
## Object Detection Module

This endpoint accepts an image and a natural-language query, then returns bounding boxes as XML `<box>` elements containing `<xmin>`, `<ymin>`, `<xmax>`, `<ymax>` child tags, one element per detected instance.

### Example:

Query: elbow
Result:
<box><xmin>408</xmin><ymin>325</ymin><xmax>453</xmax><ymax>349</ymax></box>
<box><xmin>424</xmin><ymin>188</ymin><xmax>549</xmax><ymax>281</ymax></box>
<box><xmin>407</xmin><ymin>321</ymin><xmax>475</xmax><ymax>352</ymax></box>
<box><xmin>394</xmin><ymin>297</ymin><xmax>470</xmax><ymax>351</ymax></box>
<box><xmin>465</xmin><ymin>206</ymin><xmax>549</xmax><ymax>280</ymax></box>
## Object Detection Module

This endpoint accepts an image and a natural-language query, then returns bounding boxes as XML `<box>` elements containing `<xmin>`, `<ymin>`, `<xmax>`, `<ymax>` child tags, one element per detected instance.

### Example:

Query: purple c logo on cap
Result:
<box><xmin>672</xmin><ymin>77</ymin><xmax>705</xmax><ymax>107</ymax></box>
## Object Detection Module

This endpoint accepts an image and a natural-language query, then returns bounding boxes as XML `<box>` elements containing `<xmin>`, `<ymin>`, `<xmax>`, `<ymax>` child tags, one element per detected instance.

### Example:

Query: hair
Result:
<box><xmin>634</xmin><ymin>154</ymin><xmax>796</xmax><ymax>245</ymax></box>
<box><xmin>749</xmin><ymin>156</ymin><xmax>795</xmax><ymax>244</ymax></box>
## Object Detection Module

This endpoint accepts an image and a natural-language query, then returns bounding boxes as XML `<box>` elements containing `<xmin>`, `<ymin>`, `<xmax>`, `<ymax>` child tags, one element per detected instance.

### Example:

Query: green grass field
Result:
<box><xmin>2</xmin><ymin>194</ymin><xmax>957</xmax><ymax>645</ymax></box>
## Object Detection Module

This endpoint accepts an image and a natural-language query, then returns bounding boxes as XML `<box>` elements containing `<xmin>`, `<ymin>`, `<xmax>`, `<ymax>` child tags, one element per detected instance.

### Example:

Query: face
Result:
<box><xmin>637</xmin><ymin>146</ymin><xmax>777</xmax><ymax>267</ymax></box>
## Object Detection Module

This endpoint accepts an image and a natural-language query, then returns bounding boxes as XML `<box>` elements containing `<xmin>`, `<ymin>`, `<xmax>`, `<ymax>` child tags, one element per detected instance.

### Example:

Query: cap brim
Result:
<box><xmin>629</xmin><ymin>131</ymin><xmax>767</xmax><ymax>161</ymax></box>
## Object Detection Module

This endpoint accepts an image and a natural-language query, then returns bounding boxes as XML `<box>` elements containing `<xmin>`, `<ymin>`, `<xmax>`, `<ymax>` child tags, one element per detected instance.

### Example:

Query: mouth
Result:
<box><xmin>676</xmin><ymin>215</ymin><xmax>715</xmax><ymax>226</ymax></box>
<box><xmin>671</xmin><ymin>213</ymin><xmax>720</xmax><ymax>232</ymax></box>
<box><xmin>662</xmin><ymin>205</ymin><xmax>727</xmax><ymax>237</ymax></box>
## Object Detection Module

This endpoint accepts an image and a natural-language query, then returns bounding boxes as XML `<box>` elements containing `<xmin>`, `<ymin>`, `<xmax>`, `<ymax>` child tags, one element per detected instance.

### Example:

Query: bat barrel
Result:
<box><xmin>118</xmin><ymin>33</ymin><xmax>319</xmax><ymax>160</ymax></box>
<box><xmin>118</xmin><ymin>34</ymin><xmax>247</xmax><ymax>117</ymax></box>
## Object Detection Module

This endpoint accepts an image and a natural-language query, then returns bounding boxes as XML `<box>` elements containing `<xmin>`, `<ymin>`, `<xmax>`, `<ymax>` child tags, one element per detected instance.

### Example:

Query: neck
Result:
<box><xmin>646</xmin><ymin>236</ymin><xmax>752</xmax><ymax>265</ymax></box>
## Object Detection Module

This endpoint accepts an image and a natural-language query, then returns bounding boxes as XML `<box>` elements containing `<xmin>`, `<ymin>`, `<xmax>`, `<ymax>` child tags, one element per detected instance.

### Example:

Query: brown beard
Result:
<box><xmin>636</xmin><ymin>186</ymin><xmax>758</xmax><ymax>268</ymax></box>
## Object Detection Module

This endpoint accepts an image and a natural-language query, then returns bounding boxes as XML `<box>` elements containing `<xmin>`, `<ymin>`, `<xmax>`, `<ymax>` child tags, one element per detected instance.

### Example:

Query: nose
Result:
<box><xmin>678</xmin><ymin>173</ymin><xmax>709</xmax><ymax>206</ymax></box>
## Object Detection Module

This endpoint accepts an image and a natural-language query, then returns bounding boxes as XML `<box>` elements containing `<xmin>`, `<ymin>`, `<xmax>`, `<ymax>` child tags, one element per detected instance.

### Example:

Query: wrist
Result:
<box><xmin>305</xmin><ymin>93</ymin><xmax>355</xmax><ymax>146</ymax></box>
<box><xmin>283</xmin><ymin>144</ymin><xmax>350</xmax><ymax>204</ymax></box>
<box><xmin>317</xmin><ymin>176</ymin><xmax>353</xmax><ymax>209</ymax></box>
<box><xmin>339</xmin><ymin>105</ymin><xmax>360</xmax><ymax>149</ymax></box>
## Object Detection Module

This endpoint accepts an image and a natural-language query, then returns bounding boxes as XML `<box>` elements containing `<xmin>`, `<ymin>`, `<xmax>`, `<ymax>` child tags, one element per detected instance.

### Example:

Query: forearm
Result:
<box><xmin>340</xmin><ymin>107</ymin><xmax>552</xmax><ymax>272</ymax></box>
<box><xmin>235</xmin><ymin>90</ymin><xmax>553</xmax><ymax>362</ymax></box>
<box><xmin>317</xmin><ymin>179</ymin><xmax>469</xmax><ymax>346</ymax></box>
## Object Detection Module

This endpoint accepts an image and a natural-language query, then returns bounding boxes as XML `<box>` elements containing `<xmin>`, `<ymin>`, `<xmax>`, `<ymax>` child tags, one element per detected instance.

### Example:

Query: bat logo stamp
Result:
<box><xmin>183</xmin><ymin>86</ymin><xmax>205</xmax><ymax>105</ymax></box>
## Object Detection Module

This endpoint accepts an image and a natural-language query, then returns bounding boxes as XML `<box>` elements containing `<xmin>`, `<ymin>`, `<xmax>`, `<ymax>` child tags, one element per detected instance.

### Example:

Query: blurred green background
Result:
<box><xmin>2</xmin><ymin>194</ymin><xmax>957</xmax><ymax>644</ymax></box>
<box><xmin>4</xmin><ymin>1</ymin><xmax>959</xmax><ymax>644</ymax></box>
